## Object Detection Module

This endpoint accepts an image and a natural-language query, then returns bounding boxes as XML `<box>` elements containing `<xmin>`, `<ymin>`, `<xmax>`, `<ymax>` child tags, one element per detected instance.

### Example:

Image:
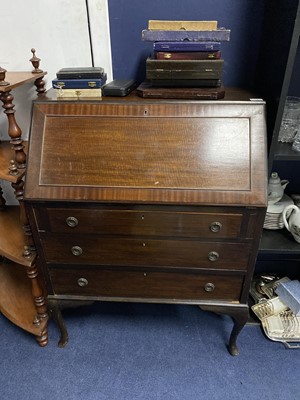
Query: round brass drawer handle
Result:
<box><xmin>204</xmin><ymin>282</ymin><xmax>215</xmax><ymax>292</ymax></box>
<box><xmin>71</xmin><ymin>246</ymin><xmax>83</xmax><ymax>256</ymax></box>
<box><xmin>208</xmin><ymin>251</ymin><xmax>219</xmax><ymax>262</ymax></box>
<box><xmin>77</xmin><ymin>277</ymin><xmax>88</xmax><ymax>287</ymax></box>
<box><xmin>66</xmin><ymin>216</ymin><xmax>79</xmax><ymax>228</ymax></box>
<box><xmin>210</xmin><ymin>221</ymin><xmax>222</xmax><ymax>233</ymax></box>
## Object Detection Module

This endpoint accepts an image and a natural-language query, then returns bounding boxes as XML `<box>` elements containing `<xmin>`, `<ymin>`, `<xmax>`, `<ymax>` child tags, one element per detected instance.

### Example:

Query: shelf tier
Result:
<box><xmin>0</xmin><ymin>141</ymin><xmax>27</xmax><ymax>182</ymax></box>
<box><xmin>0</xmin><ymin>261</ymin><xmax>48</xmax><ymax>336</ymax></box>
<box><xmin>273</xmin><ymin>142</ymin><xmax>300</xmax><ymax>160</ymax></box>
<box><xmin>0</xmin><ymin>206</ymin><xmax>35</xmax><ymax>267</ymax></box>
<box><xmin>259</xmin><ymin>228</ymin><xmax>300</xmax><ymax>257</ymax></box>
<box><xmin>0</xmin><ymin>71</ymin><xmax>47</xmax><ymax>93</ymax></box>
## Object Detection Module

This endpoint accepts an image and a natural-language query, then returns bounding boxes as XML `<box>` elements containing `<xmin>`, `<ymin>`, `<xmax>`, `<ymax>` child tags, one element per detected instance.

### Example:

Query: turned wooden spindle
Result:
<box><xmin>0</xmin><ymin>185</ymin><xmax>6</xmax><ymax>210</ymax></box>
<box><xmin>25</xmin><ymin>261</ymin><xmax>48</xmax><ymax>319</ymax></box>
<box><xmin>30</xmin><ymin>48</ymin><xmax>43</xmax><ymax>74</ymax></box>
<box><xmin>0</xmin><ymin>66</ymin><xmax>9</xmax><ymax>86</ymax></box>
<box><xmin>34</xmin><ymin>76</ymin><xmax>46</xmax><ymax>94</ymax></box>
<box><xmin>0</xmin><ymin>91</ymin><xmax>26</xmax><ymax>168</ymax></box>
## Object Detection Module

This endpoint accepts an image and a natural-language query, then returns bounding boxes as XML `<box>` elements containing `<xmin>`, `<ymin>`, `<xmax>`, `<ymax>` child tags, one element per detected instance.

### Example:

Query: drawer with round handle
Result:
<box><xmin>41</xmin><ymin>234</ymin><xmax>251</xmax><ymax>270</ymax></box>
<box><xmin>49</xmin><ymin>266</ymin><xmax>244</xmax><ymax>301</ymax></box>
<box><xmin>34</xmin><ymin>206</ymin><xmax>244</xmax><ymax>239</ymax></box>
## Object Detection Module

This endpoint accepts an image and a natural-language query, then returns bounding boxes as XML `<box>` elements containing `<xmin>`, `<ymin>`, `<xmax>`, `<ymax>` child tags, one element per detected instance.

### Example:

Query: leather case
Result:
<box><xmin>146</xmin><ymin>58</ymin><xmax>224</xmax><ymax>80</ymax></box>
<box><xmin>52</xmin><ymin>75</ymin><xmax>107</xmax><ymax>89</ymax></box>
<box><xmin>155</xmin><ymin>51</ymin><xmax>221</xmax><ymax>60</ymax></box>
<box><xmin>56</xmin><ymin>67</ymin><xmax>105</xmax><ymax>79</ymax></box>
<box><xmin>102</xmin><ymin>79</ymin><xmax>137</xmax><ymax>96</ymax></box>
<box><xmin>137</xmin><ymin>81</ymin><xmax>225</xmax><ymax>100</ymax></box>
<box><xmin>150</xmin><ymin>79</ymin><xmax>222</xmax><ymax>88</ymax></box>
<box><xmin>153</xmin><ymin>41</ymin><xmax>221</xmax><ymax>52</ymax></box>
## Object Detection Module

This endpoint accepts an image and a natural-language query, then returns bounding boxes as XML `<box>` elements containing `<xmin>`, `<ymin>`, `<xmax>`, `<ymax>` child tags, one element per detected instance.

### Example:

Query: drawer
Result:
<box><xmin>34</xmin><ymin>207</ymin><xmax>243</xmax><ymax>239</ymax></box>
<box><xmin>49</xmin><ymin>267</ymin><xmax>244</xmax><ymax>301</ymax></box>
<box><xmin>41</xmin><ymin>235</ymin><xmax>251</xmax><ymax>270</ymax></box>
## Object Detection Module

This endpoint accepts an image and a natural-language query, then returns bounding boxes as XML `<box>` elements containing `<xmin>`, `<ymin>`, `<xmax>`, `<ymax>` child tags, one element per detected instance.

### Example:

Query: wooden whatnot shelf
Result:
<box><xmin>0</xmin><ymin>261</ymin><xmax>48</xmax><ymax>340</ymax></box>
<box><xmin>0</xmin><ymin>206</ymin><xmax>35</xmax><ymax>266</ymax></box>
<box><xmin>0</xmin><ymin>61</ymin><xmax>49</xmax><ymax>345</ymax></box>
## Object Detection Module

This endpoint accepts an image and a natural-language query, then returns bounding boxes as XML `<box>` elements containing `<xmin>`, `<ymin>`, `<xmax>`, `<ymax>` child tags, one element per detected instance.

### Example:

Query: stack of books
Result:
<box><xmin>137</xmin><ymin>20</ymin><xmax>230</xmax><ymax>99</ymax></box>
<box><xmin>52</xmin><ymin>67</ymin><xmax>107</xmax><ymax>99</ymax></box>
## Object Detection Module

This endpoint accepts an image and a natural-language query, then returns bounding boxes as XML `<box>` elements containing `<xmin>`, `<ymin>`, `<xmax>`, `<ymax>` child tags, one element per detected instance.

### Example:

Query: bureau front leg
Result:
<box><xmin>200</xmin><ymin>304</ymin><xmax>249</xmax><ymax>356</ymax></box>
<box><xmin>47</xmin><ymin>299</ymin><xmax>69</xmax><ymax>348</ymax></box>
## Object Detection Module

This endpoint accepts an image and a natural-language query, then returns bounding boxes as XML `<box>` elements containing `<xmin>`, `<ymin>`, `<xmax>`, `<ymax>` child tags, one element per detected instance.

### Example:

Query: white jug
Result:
<box><xmin>282</xmin><ymin>205</ymin><xmax>300</xmax><ymax>243</ymax></box>
<box><xmin>267</xmin><ymin>172</ymin><xmax>289</xmax><ymax>204</ymax></box>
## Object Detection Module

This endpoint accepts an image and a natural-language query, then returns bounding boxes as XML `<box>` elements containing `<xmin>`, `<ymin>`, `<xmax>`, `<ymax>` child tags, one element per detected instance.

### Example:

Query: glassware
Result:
<box><xmin>278</xmin><ymin>96</ymin><xmax>300</xmax><ymax>142</ymax></box>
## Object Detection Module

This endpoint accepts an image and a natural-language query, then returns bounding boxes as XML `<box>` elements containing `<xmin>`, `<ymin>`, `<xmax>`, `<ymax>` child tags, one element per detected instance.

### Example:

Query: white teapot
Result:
<box><xmin>283</xmin><ymin>204</ymin><xmax>300</xmax><ymax>243</ymax></box>
<box><xmin>268</xmin><ymin>172</ymin><xmax>289</xmax><ymax>204</ymax></box>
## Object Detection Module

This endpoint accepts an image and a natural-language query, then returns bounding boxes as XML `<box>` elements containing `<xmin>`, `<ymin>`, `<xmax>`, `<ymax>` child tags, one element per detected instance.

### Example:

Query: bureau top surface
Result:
<box><xmin>24</xmin><ymin>88</ymin><xmax>267</xmax><ymax>206</ymax></box>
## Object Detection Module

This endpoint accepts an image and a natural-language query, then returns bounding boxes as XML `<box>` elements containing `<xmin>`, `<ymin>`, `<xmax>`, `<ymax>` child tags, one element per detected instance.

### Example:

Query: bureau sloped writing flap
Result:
<box><xmin>24</xmin><ymin>96</ymin><xmax>267</xmax><ymax>205</ymax></box>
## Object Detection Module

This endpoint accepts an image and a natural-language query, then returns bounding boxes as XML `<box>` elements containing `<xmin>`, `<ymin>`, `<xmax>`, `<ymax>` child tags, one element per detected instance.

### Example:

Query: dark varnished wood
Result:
<box><xmin>49</xmin><ymin>267</ymin><xmax>244</xmax><ymax>301</ymax></box>
<box><xmin>0</xmin><ymin>70</ymin><xmax>48</xmax><ymax>345</ymax></box>
<box><xmin>24</xmin><ymin>90</ymin><xmax>267</xmax><ymax>354</ymax></box>
<box><xmin>24</xmin><ymin>91</ymin><xmax>267</xmax><ymax>206</ymax></box>
<box><xmin>35</xmin><ymin>206</ymin><xmax>244</xmax><ymax>238</ymax></box>
<box><xmin>0</xmin><ymin>261</ymin><xmax>48</xmax><ymax>345</ymax></box>
<box><xmin>40</xmin><ymin>234</ymin><xmax>252</xmax><ymax>270</ymax></box>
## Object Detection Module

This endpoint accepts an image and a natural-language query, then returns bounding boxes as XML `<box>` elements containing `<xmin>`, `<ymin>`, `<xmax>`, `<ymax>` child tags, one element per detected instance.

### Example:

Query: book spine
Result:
<box><xmin>142</xmin><ymin>29</ymin><xmax>230</xmax><ymax>42</ymax></box>
<box><xmin>155</xmin><ymin>51</ymin><xmax>221</xmax><ymax>60</ymax></box>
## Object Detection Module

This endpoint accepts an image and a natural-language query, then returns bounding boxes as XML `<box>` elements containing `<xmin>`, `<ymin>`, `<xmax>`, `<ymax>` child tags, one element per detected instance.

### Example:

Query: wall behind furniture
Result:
<box><xmin>0</xmin><ymin>0</ymin><xmax>112</xmax><ymax>140</ymax></box>
<box><xmin>0</xmin><ymin>0</ymin><xmax>112</xmax><ymax>203</ymax></box>
<box><xmin>107</xmin><ymin>0</ymin><xmax>265</xmax><ymax>88</ymax></box>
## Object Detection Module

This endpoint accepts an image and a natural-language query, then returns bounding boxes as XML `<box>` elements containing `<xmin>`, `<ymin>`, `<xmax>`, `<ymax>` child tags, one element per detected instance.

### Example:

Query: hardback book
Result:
<box><xmin>56</xmin><ymin>67</ymin><xmax>105</xmax><ymax>79</ymax></box>
<box><xmin>153</xmin><ymin>41</ymin><xmax>221</xmax><ymax>52</ymax></box>
<box><xmin>55</xmin><ymin>88</ymin><xmax>102</xmax><ymax>99</ymax></box>
<box><xmin>52</xmin><ymin>74</ymin><xmax>107</xmax><ymax>89</ymax></box>
<box><xmin>142</xmin><ymin>28</ymin><xmax>230</xmax><ymax>42</ymax></box>
<box><xmin>150</xmin><ymin>79</ymin><xmax>222</xmax><ymax>88</ymax></box>
<box><xmin>155</xmin><ymin>51</ymin><xmax>221</xmax><ymax>60</ymax></box>
<box><xmin>148</xmin><ymin>20</ymin><xmax>218</xmax><ymax>31</ymax></box>
<box><xmin>137</xmin><ymin>81</ymin><xmax>225</xmax><ymax>100</ymax></box>
<box><xmin>146</xmin><ymin>58</ymin><xmax>224</xmax><ymax>80</ymax></box>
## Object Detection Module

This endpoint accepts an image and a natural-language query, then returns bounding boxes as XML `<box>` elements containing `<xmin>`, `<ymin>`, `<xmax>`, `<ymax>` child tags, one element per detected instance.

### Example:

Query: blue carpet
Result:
<box><xmin>1</xmin><ymin>302</ymin><xmax>300</xmax><ymax>400</ymax></box>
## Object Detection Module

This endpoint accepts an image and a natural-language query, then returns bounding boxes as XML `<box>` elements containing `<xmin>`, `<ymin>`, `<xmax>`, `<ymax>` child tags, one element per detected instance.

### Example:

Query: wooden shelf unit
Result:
<box><xmin>0</xmin><ymin>70</ymin><xmax>49</xmax><ymax>345</ymax></box>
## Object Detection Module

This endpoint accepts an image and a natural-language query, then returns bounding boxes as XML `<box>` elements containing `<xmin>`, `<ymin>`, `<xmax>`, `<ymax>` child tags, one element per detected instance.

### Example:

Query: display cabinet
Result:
<box><xmin>257</xmin><ymin>0</ymin><xmax>300</xmax><ymax>273</ymax></box>
<box><xmin>0</xmin><ymin>70</ymin><xmax>49</xmax><ymax>345</ymax></box>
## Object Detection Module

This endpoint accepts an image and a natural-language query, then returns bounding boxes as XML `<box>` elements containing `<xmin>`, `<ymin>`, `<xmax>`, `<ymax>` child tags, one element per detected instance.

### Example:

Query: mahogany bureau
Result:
<box><xmin>24</xmin><ymin>88</ymin><xmax>267</xmax><ymax>355</ymax></box>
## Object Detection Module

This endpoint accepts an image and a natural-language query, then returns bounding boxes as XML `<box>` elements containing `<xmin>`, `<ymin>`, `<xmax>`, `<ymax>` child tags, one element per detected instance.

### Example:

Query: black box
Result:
<box><xmin>102</xmin><ymin>79</ymin><xmax>137</xmax><ymax>96</ymax></box>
